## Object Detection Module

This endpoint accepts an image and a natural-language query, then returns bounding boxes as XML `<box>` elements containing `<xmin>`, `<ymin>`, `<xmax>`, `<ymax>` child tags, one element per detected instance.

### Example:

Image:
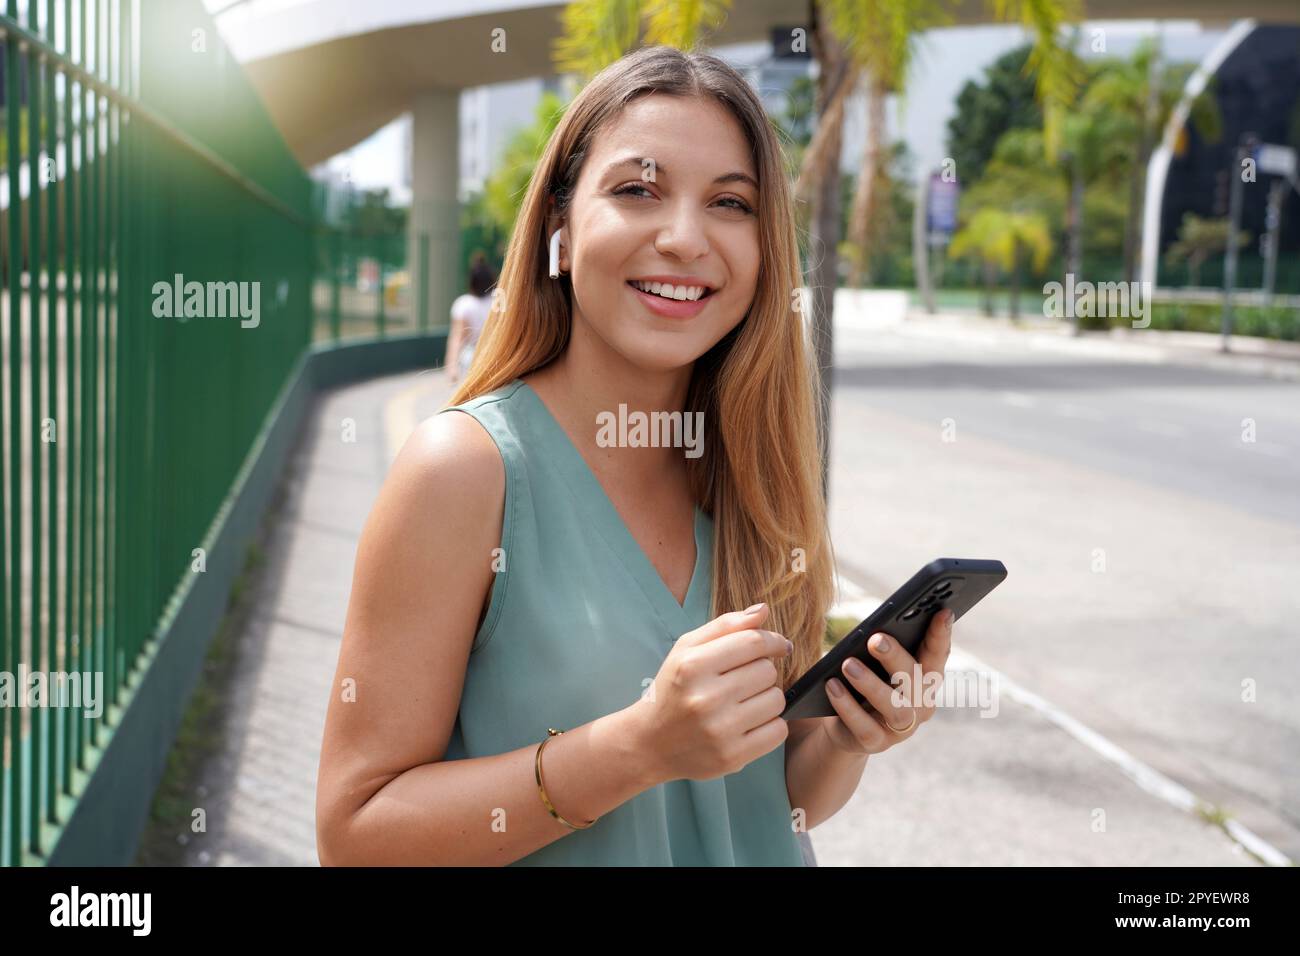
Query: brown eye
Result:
<box><xmin>718</xmin><ymin>196</ymin><xmax>755</xmax><ymax>214</ymax></box>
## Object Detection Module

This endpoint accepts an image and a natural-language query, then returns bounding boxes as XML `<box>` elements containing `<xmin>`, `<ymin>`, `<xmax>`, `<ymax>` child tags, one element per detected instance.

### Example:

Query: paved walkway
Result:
<box><xmin>162</xmin><ymin>317</ymin><xmax>1287</xmax><ymax>865</ymax></box>
<box><xmin>169</xmin><ymin>375</ymin><xmax>403</xmax><ymax>865</ymax></box>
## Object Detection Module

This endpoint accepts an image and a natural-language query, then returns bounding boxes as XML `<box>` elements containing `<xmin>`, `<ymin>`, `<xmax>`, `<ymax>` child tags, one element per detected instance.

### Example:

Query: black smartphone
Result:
<box><xmin>781</xmin><ymin>558</ymin><xmax>1008</xmax><ymax>720</ymax></box>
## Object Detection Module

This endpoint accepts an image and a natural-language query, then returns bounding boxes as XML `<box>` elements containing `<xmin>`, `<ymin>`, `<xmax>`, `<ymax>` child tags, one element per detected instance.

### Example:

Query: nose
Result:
<box><xmin>653</xmin><ymin>199</ymin><xmax>710</xmax><ymax>262</ymax></box>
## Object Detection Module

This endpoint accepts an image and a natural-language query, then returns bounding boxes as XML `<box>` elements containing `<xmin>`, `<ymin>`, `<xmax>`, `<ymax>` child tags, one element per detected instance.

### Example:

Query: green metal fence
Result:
<box><xmin>0</xmin><ymin>0</ymin><xmax>408</xmax><ymax>866</ymax></box>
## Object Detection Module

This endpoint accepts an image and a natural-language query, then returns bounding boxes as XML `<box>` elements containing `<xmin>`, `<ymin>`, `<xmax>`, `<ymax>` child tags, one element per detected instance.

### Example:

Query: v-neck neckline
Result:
<box><xmin>513</xmin><ymin>377</ymin><xmax>707</xmax><ymax>634</ymax></box>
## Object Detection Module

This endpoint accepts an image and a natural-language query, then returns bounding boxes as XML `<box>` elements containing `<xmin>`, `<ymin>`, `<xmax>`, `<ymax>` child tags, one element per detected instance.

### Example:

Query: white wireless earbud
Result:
<box><xmin>548</xmin><ymin>229</ymin><xmax>563</xmax><ymax>278</ymax></box>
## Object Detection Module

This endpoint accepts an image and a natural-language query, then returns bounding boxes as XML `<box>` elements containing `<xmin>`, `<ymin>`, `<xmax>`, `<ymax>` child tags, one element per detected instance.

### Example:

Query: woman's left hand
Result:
<box><xmin>817</xmin><ymin>608</ymin><xmax>955</xmax><ymax>755</ymax></box>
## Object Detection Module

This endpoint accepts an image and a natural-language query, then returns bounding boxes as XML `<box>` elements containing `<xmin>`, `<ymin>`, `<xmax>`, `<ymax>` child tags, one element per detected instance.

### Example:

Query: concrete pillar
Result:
<box><xmin>408</xmin><ymin>89</ymin><xmax>460</xmax><ymax>334</ymax></box>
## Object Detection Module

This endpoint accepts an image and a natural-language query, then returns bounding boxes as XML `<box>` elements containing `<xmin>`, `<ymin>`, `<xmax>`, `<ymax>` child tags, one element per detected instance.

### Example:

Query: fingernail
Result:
<box><xmin>785</xmin><ymin>639</ymin><xmax>794</xmax><ymax>655</ymax></box>
<box><xmin>875</xmin><ymin>634</ymin><xmax>890</xmax><ymax>653</ymax></box>
<box><xmin>843</xmin><ymin>657</ymin><xmax>865</xmax><ymax>677</ymax></box>
<box><xmin>744</xmin><ymin>602</ymin><xmax>766</xmax><ymax>615</ymax></box>
<box><xmin>946</xmin><ymin>610</ymin><xmax>956</xmax><ymax>627</ymax></box>
<box><xmin>826</xmin><ymin>677</ymin><xmax>843</xmax><ymax>697</ymax></box>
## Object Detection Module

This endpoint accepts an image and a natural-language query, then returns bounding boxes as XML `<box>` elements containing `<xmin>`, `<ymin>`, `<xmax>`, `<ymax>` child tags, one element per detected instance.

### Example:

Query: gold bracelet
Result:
<box><xmin>535</xmin><ymin>728</ymin><xmax>597</xmax><ymax>830</ymax></box>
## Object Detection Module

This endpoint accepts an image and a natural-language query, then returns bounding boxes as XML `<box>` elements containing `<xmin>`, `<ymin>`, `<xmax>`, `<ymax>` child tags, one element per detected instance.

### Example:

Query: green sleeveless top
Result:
<box><xmin>436</xmin><ymin>377</ymin><xmax>808</xmax><ymax>866</ymax></box>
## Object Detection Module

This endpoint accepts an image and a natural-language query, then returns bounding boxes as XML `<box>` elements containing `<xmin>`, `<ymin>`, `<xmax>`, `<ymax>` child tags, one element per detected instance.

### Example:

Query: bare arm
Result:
<box><xmin>446</xmin><ymin>317</ymin><xmax>466</xmax><ymax>376</ymax></box>
<box><xmin>315</xmin><ymin>411</ymin><xmax>666</xmax><ymax>866</ymax></box>
<box><xmin>785</xmin><ymin>721</ymin><xmax>869</xmax><ymax>831</ymax></box>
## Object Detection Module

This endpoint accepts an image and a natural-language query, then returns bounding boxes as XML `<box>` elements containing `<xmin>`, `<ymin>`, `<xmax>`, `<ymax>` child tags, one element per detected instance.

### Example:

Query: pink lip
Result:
<box><xmin>627</xmin><ymin>281</ymin><xmax>712</xmax><ymax>319</ymax></box>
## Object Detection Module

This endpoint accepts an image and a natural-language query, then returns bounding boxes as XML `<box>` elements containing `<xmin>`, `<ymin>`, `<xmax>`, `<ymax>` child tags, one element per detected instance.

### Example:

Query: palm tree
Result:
<box><xmin>818</xmin><ymin>1</ymin><xmax>948</xmax><ymax>288</ymax></box>
<box><xmin>949</xmin><ymin>206</ymin><xmax>1052</xmax><ymax>318</ymax></box>
<box><xmin>483</xmin><ymin>92</ymin><xmax>569</xmax><ymax>235</ymax></box>
<box><xmin>947</xmin><ymin>127</ymin><xmax>1059</xmax><ymax>317</ymax></box>
<box><xmin>551</xmin><ymin>0</ymin><xmax>732</xmax><ymax>77</ymax></box>
<box><xmin>1082</xmin><ymin>38</ymin><xmax>1222</xmax><ymax>283</ymax></box>
<box><xmin>1164</xmin><ymin>213</ymin><xmax>1250</xmax><ymax>288</ymax></box>
<box><xmin>794</xmin><ymin>0</ymin><xmax>1080</xmax><ymax>287</ymax></box>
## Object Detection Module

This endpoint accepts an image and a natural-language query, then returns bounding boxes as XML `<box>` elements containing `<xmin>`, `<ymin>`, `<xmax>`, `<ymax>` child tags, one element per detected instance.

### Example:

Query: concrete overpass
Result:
<box><xmin>210</xmin><ymin>0</ymin><xmax>1300</xmax><ymax>321</ymax></box>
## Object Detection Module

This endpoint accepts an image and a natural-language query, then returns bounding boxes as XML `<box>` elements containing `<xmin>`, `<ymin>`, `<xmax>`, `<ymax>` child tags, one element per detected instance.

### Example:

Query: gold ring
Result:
<box><xmin>884</xmin><ymin>709</ymin><xmax>917</xmax><ymax>734</ymax></box>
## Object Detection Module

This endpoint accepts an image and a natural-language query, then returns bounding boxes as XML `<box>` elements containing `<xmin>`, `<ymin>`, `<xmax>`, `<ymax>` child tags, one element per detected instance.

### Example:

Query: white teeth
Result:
<box><xmin>632</xmin><ymin>280</ymin><xmax>706</xmax><ymax>301</ymax></box>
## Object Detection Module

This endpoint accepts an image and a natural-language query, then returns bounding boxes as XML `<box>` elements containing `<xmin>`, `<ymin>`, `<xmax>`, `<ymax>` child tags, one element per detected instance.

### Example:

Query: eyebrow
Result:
<box><xmin>602</xmin><ymin>156</ymin><xmax>758</xmax><ymax>191</ymax></box>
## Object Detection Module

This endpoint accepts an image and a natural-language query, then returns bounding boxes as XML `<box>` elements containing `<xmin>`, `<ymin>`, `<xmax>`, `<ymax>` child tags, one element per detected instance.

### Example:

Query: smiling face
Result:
<box><xmin>551</xmin><ymin>93</ymin><xmax>761</xmax><ymax>374</ymax></box>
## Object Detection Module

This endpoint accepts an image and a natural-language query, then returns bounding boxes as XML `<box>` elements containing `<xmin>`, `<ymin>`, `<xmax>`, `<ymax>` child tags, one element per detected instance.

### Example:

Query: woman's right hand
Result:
<box><xmin>628</xmin><ymin>603</ymin><xmax>792</xmax><ymax>784</ymax></box>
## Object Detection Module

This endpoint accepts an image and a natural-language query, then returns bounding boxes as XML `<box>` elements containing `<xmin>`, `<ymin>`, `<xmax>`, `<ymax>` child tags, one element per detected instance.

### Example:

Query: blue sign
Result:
<box><xmin>927</xmin><ymin>173</ymin><xmax>960</xmax><ymax>236</ymax></box>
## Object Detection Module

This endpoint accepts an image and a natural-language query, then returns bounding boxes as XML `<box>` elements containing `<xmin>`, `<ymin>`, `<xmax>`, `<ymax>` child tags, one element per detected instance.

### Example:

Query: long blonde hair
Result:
<box><xmin>447</xmin><ymin>45</ymin><xmax>835</xmax><ymax>690</ymax></box>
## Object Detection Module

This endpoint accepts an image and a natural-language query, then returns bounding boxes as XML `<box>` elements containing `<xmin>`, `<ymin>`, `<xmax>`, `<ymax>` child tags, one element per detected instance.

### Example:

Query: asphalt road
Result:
<box><xmin>818</xmin><ymin>316</ymin><xmax>1298</xmax><ymax>864</ymax></box>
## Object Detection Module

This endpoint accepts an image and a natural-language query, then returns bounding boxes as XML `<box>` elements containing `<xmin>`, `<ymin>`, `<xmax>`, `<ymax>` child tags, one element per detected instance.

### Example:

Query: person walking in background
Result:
<box><xmin>447</xmin><ymin>252</ymin><xmax>498</xmax><ymax>383</ymax></box>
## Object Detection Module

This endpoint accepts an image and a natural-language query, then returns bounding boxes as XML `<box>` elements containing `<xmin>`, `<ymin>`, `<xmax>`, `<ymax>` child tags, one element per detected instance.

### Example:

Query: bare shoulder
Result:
<box><xmin>351</xmin><ymin>408</ymin><xmax>506</xmax><ymax>580</ymax></box>
<box><xmin>393</xmin><ymin>407</ymin><xmax>504</xmax><ymax>504</ymax></box>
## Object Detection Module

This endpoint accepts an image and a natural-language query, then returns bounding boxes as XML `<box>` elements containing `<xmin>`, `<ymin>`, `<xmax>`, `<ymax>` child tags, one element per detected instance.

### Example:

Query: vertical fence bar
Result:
<box><xmin>91</xmin><ymin>0</ymin><xmax>104</xmax><ymax>752</ymax></box>
<box><xmin>329</xmin><ymin>228</ymin><xmax>340</xmax><ymax>341</ymax></box>
<box><xmin>43</xmin><ymin>0</ymin><xmax>59</xmax><ymax>831</ymax></box>
<box><xmin>86</xmin><ymin>0</ymin><xmax>98</xmax><ymax>753</ymax></box>
<box><xmin>62</xmin><ymin>0</ymin><xmax>78</xmax><ymax>794</ymax></box>
<box><xmin>376</xmin><ymin>233</ymin><xmax>385</xmax><ymax>338</ymax></box>
<box><xmin>76</xmin><ymin>0</ymin><xmax>88</xmax><ymax>768</ymax></box>
<box><xmin>121</xmin><ymin>0</ymin><xmax>134</xmax><ymax>676</ymax></box>
<box><xmin>27</xmin><ymin>0</ymin><xmax>46</xmax><ymax>859</ymax></box>
<box><xmin>418</xmin><ymin>232</ymin><xmax>429</xmax><ymax>332</ymax></box>
<box><xmin>104</xmin><ymin>0</ymin><xmax>116</xmax><ymax>715</ymax></box>
<box><xmin>5</xmin><ymin>0</ymin><xmax>25</xmax><ymax>868</ymax></box>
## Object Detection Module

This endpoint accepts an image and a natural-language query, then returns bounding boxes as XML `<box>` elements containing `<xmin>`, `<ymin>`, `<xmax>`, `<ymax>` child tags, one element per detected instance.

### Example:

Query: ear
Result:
<box><xmin>544</xmin><ymin>195</ymin><xmax>564</xmax><ymax>236</ymax></box>
<box><xmin>548</xmin><ymin>226</ymin><xmax>569</xmax><ymax>272</ymax></box>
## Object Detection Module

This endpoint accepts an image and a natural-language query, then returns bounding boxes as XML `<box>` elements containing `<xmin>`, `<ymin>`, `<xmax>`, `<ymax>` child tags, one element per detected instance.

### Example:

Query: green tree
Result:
<box><xmin>342</xmin><ymin>187</ymin><xmax>407</xmax><ymax>236</ymax></box>
<box><xmin>946</xmin><ymin>44</ymin><xmax>1042</xmax><ymax>187</ymax></box>
<box><xmin>949</xmin><ymin>206</ymin><xmax>1052</xmax><ymax>318</ymax></box>
<box><xmin>551</xmin><ymin>0</ymin><xmax>732</xmax><ymax>78</ymax></box>
<box><xmin>1052</xmin><ymin>46</ymin><xmax>1135</xmax><ymax>292</ymax></box>
<box><xmin>821</xmin><ymin>0</ymin><xmax>949</xmax><ymax>286</ymax></box>
<box><xmin>482</xmin><ymin>91</ymin><xmax>568</xmax><ymax>237</ymax></box>
<box><xmin>1081</xmin><ymin>38</ymin><xmax>1222</xmax><ymax>282</ymax></box>
<box><xmin>795</xmin><ymin>1</ymin><xmax>1080</xmax><ymax>289</ymax></box>
<box><xmin>840</xmin><ymin>140</ymin><xmax>917</xmax><ymax>285</ymax></box>
<box><xmin>948</xmin><ymin>127</ymin><xmax>1060</xmax><ymax>316</ymax></box>
<box><xmin>1164</xmin><ymin>213</ymin><xmax>1250</xmax><ymax>287</ymax></box>
<box><xmin>460</xmin><ymin>189</ymin><xmax>507</xmax><ymax>287</ymax></box>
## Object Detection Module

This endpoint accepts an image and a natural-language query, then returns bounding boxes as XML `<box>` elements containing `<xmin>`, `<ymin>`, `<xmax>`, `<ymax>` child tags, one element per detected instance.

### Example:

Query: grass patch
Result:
<box><xmin>132</xmin><ymin>487</ymin><xmax>281</xmax><ymax>866</ymax></box>
<box><xmin>824</xmin><ymin>614</ymin><xmax>859</xmax><ymax>649</ymax></box>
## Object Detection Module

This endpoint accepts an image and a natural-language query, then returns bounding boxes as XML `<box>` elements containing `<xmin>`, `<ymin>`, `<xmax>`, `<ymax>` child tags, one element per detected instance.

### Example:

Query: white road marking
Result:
<box><xmin>1239</xmin><ymin>441</ymin><xmax>1289</xmax><ymax>458</ymax></box>
<box><xmin>1136</xmin><ymin>419</ymin><xmax>1189</xmax><ymax>437</ymax></box>
<box><xmin>1000</xmin><ymin>391</ymin><xmax>1038</xmax><ymax>408</ymax></box>
<box><xmin>1055</xmin><ymin>402</ymin><xmax>1105</xmax><ymax>421</ymax></box>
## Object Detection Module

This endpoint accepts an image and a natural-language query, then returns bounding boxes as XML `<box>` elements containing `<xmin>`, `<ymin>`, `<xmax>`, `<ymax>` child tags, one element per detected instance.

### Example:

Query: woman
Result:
<box><xmin>446</xmin><ymin>253</ymin><xmax>497</xmax><ymax>384</ymax></box>
<box><xmin>316</xmin><ymin>46</ymin><xmax>954</xmax><ymax>866</ymax></box>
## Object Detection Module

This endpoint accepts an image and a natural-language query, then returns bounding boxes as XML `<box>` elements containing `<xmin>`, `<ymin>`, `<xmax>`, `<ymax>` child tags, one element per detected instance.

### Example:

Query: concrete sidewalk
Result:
<box><xmin>893</xmin><ymin>308</ymin><xmax>1300</xmax><ymax>383</ymax></box>
<box><xmin>829</xmin><ymin>289</ymin><xmax>1300</xmax><ymax>381</ymax></box>
<box><xmin>155</xmin><ymin>375</ymin><xmax>405</xmax><ymax>865</ymax></box>
<box><xmin>156</xmin><ymin>342</ymin><xmax>1277</xmax><ymax>865</ymax></box>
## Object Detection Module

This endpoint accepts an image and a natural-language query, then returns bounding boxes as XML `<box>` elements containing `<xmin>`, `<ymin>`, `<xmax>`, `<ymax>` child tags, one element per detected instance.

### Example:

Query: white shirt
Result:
<box><xmin>450</xmin><ymin>293</ymin><xmax>492</xmax><ymax>351</ymax></box>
